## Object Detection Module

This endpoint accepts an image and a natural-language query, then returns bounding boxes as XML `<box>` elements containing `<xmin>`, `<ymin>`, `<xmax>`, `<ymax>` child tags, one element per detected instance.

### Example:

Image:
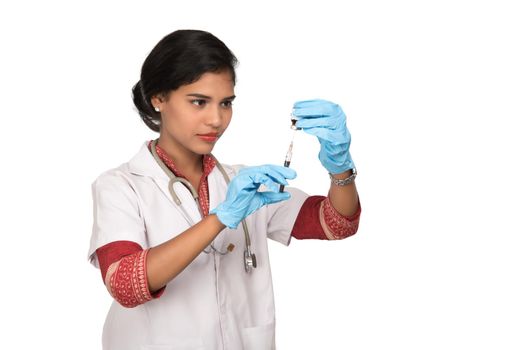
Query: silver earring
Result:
<box><xmin>154</xmin><ymin>106</ymin><xmax>160</xmax><ymax>112</ymax></box>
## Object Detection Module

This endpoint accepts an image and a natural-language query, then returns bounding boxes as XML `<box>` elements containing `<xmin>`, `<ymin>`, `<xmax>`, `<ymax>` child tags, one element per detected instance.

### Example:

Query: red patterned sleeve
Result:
<box><xmin>96</xmin><ymin>241</ymin><xmax>165</xmax><ymax>308</ymax></box>
<box><xmin>96</xmin><ymin>241</ymin><xmax>143</xmax><ymax>281</ymax></box>
<box><xmin>319</xmin><ymin>196</ymin><xmax>361</xmax><ymax>240</ymax></box>
<box><xmin>291</xmin><ymin>196</ymin><xmax>328</xmax><ymax>239</ymax></box>
<box><xmin>291</xmin><ymin>196</ymin><xmax>361</xmax><ymax>240</ymax></box>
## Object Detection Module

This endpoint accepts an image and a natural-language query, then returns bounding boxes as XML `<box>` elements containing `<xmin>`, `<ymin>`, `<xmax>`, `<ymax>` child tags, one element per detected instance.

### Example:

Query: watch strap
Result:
<box><xmin>329</xmin><ymin>169</ymin><xmax>357</xmax><ymax>186</ymax></box>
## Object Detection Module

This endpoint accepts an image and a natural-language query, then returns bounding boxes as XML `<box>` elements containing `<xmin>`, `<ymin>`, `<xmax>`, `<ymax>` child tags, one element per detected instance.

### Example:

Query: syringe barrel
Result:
<box><xmin>278</xmin><ymin>160</ymin><xmax>291</xmax><ymax>193</ymax></box>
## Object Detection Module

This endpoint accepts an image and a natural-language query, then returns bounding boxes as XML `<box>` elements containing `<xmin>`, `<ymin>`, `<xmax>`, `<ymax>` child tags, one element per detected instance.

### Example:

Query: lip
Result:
<box><xmin>197</xmin><ymin>133</ymin><xmax>220</xmax><ymax>142</ymax></box>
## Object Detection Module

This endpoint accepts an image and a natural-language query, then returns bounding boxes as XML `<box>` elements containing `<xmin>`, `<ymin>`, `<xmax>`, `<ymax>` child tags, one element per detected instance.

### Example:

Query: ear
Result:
<box><xmin>150</xmin><ymin>94</ymin><xmax>164</xmax><ymax>110</ymax></box>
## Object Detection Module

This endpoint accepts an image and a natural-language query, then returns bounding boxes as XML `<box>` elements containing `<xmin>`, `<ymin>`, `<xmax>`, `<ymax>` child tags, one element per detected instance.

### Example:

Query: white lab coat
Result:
<box><xmin>88</xmin><ymin>142</ymin><xmax>309</xmax><ymax>350</ymax></box>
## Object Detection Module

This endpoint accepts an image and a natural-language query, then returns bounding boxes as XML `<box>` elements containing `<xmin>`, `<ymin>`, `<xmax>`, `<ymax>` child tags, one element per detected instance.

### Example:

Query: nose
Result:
<box><xmin>204</xmin><ymin>104</ymin><xmax>223</xmax><ymax>128</ymax></box>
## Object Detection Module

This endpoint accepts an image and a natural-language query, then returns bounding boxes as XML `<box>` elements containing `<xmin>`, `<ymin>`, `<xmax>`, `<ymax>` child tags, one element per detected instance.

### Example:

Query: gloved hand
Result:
<box><xmin>293</xmin><ymin>99</ymin><xmax>355</xmax><ymax>174</ymax></box>
<box><xmin>210</xmin><ymin>165</ymin><xmax>297</xmax><ymax>229</ymax></box>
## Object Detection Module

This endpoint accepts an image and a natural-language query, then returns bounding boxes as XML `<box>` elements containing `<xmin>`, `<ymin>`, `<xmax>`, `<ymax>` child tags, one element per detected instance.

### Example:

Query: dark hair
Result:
<box><xmin>132</xmin><ymin>29</ymin><xmax>238</xmax><ymax>132</ymax></box>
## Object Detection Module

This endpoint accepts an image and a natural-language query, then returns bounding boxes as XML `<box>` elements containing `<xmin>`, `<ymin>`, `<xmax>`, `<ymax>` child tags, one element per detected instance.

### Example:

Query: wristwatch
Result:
<box><xmin>329</xmin><ymin>168</ymin><xmax>357</xmax><ymax>186</ymax></box>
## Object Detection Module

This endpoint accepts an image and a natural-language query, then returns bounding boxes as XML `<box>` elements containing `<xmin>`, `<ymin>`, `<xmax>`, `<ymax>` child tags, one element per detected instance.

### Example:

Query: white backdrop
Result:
<box><xmin>1</xmin><ymin>0</ymin><xmax>523</xmax><ymax>349</ymax></box>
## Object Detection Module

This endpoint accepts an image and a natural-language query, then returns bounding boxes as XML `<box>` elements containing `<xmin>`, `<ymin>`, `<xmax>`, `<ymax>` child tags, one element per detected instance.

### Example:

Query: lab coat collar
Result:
<box><xmin>127</xmin><ymin>141</ymin><xmax>218</xmax><ymax>180</ymax></box>
<box><xmin>126</xmin><ymin>141</ymin><xmax>228</xmax><ymax>215</ymax></box>
<box><xmin>127</xmin><ymin>142</ymin><xmax>202</xmax><ymax>222</ymax></box>
<box><xmin>127</xmin><ymin>141</ymin><xmax>169</xmax><ymax>180</ymax></box>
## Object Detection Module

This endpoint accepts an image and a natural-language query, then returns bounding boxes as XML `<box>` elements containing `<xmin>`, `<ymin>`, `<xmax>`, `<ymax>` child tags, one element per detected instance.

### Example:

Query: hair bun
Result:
<box><xmin>132</xmin><ymin>80</ymin><xmax>160</xmax><ymax>132</ymax></box>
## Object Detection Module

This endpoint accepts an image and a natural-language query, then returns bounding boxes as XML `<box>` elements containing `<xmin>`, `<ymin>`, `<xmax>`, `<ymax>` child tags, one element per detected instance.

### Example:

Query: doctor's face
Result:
<box><xmin>153</xmin><ymin>70</ymin><xmax>235</xmax><ymax>156</ymax></box>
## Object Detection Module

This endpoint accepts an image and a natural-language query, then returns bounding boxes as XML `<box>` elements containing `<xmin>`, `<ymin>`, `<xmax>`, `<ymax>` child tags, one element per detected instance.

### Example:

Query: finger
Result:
<box><xmin>294</xmin><ymin>116</ymin><xmax>335</xmax><ymax>129</ymax></box>
<box><xmin>250</xmin><ymin>168</ymin><xmax>288</xmax><ymax>185</ymax></box>
<box><xmin>250</xmin><ymin>173</ymin><xmax>283</xmax><ymax>192</ymax></box>
<box><xmin>241</xmin><ymin>165</ymin><xmax>297</xmax><ymax>181</ymax></box>
<box><xmin>238</xmin><ymin>167</ymin><xmax>287</xmax><ymax>187</ymax></box>
<box><xmin>252</xmin><ymin>169</ymin><xmax>297</xmax><ymax>192</ymax></box>
<box><xmin>293</xmin><ymin>99</ymin><xmax>334</xmax><ymax>110</ymax></box>
<box><xmin>300</xmin><ymin>127</ymin><xmax>335</xmax><ymax>141</ymax></box>
<box><xmin>229</xmin><ymin>173</ymin><xmax>259</xmax><ymax>191</ymax></box>
<box><xmin>258</xmin><ymin>164</ymin><xmax>297</xmax><ymax>182</ymax></box>
<box><xmin>293</xmin><ymin>101</ymin><xmax>339</xmax><ymax>117</ymax></box>
<box><xmin>258</xmin><ymin>191</ymin><xmax>291</xmax><ymax>205</ymax></box>
<box><xmin>302</xmin><ymin>127</ymin><xmax>350</xmax><ymax>145</ymax></box>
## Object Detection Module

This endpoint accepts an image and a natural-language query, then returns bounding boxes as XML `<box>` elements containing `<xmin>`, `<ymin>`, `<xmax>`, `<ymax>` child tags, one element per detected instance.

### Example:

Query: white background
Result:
<box><xmin>1</xmin><ymin>0</ymin><xmax>523</xmax><ymax>349</ymax></box>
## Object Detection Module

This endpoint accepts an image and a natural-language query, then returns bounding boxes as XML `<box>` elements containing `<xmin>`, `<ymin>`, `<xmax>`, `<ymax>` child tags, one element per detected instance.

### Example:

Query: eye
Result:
<box><xmin>191</xmin><ymin>99</ymin><xmax>207</xmax><ymax>107</ymax></box>
<box><xmin>221</xmin><ymin>100</ymin><xmax>234</xmax><ymax>108</ymax></box>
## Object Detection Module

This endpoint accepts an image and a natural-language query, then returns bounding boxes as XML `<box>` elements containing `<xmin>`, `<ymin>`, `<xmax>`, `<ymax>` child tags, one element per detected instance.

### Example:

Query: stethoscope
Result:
<box><xmin>150</xmin><ymin>139</ymin><xmax>257</xmax><ymax>273</ymax></box>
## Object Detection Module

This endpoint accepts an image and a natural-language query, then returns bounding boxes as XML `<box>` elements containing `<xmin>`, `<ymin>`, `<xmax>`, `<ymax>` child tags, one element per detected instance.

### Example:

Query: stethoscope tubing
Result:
<box><xmin>149</xmin><ymin>139</ymin><xmax>256</xmax><ymax>271</ymax></box>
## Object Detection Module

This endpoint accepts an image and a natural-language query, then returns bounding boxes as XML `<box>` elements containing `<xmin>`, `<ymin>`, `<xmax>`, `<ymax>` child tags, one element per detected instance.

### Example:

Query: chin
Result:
<box><xmin>192</xmin><ymin>143</ymin><xmax>215</xmax><ymax>155</ymax></box>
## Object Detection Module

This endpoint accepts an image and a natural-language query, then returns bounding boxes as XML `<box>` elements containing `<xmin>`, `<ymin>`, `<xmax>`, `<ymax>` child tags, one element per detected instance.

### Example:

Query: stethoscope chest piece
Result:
<box><xmin>244</xmin><ymin>249</ymin><xmax>257</xmax><ymax>273</ymax></box>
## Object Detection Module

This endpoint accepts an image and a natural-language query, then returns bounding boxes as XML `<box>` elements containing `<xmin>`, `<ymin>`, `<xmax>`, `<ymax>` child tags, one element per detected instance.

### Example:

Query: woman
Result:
<box><xmin>88</xmin><ymin>29</ymin><xmax>360</xmax><ymax>350</ymax></box>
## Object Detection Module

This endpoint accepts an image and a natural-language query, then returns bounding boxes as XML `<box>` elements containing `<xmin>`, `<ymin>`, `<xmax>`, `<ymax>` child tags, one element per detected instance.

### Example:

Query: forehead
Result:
<box><xmin>176</xmin><ymin>71</ymin><xmax>234</xmax><ymax>96</ymax></box>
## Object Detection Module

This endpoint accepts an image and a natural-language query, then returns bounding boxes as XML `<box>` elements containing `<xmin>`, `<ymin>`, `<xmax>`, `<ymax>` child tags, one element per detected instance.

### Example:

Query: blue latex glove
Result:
<box><xmin>210</xmin><ymin>165</ymin><xmax>297</xmax><ymax>229</ymax></box>
<box><xmin>293</xmin><ymin>99</ymin><xmax>355</xmax><ymax>174</ymax></box>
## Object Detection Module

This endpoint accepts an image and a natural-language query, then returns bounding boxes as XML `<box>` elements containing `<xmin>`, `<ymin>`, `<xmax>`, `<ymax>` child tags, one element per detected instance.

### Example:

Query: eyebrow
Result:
<box><xmin>186</xmin><ymin>93</ymin><xmax>236</xmax><ymax>100</ymax></box>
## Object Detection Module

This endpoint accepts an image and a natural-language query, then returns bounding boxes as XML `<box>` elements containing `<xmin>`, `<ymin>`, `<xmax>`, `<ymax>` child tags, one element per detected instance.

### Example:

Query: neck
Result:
<box><xmin>157</xmin><ymin>135</ymin><xmax>202</xmax><ymax>176</ymax></box>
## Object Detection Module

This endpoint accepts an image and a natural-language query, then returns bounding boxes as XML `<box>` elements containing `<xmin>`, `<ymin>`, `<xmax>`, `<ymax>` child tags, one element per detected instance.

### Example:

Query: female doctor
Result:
<box><xmin>88</xmin><ymin>29</ymin><xmax>361</xmax><ymax>350</ymax></box>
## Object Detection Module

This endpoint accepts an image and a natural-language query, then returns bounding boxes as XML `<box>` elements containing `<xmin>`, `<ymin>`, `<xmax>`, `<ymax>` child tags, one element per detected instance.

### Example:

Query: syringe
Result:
<box><xmin>279</xmin><ymin>119</ymin><xmax>300</xmax><ymax>193</ymax></box>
